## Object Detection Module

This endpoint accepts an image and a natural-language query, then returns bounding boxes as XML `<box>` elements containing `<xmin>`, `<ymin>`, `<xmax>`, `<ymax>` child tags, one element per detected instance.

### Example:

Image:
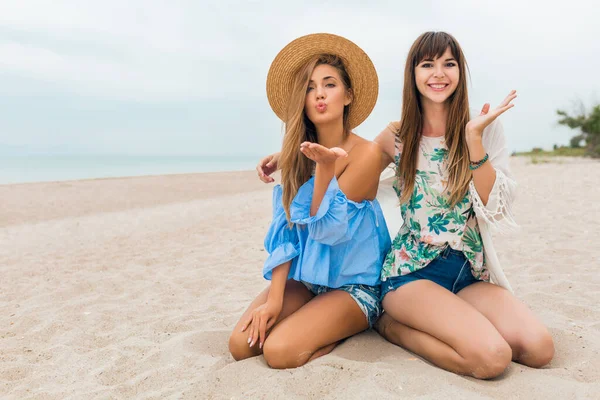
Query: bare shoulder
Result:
<box><xmin>348</xmin><ymin>136</ymin><xmax>382</xmax><ymax>160</ymax></box>
<box><xmin>387</xmin><ymin>120</ymin><xmax>401</xmax><ymax>134</ymax></box>
<box><xmin>338</xmin><ymin>138</ymin><xmax>383</xmax><ymax>201</ymax></box>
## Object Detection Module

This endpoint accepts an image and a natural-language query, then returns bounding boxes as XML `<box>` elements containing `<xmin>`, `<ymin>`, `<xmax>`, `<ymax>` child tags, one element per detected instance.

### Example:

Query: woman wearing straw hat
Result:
<box><xmin>228</xmin><ymin>33</ymin><xmax>391</xmax><ymax>369</ymax></box>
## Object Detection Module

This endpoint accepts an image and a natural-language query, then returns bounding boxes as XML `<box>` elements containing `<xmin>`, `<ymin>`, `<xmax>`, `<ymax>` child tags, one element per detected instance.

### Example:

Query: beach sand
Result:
<box><xmin>1</xmin><ymin>156</ymin><xmax>599</xmax><ymax>399</ymax></box>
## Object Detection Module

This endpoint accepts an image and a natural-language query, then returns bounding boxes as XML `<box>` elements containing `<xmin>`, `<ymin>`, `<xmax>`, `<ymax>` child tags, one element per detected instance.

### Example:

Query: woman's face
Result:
<box><xmin>304</xmin><ymin>64</ymin><xmax>351</xmax><ymax>127</ymax></box>
<box><xmin>414</xmin><ymin>47</ymin><xmax>459</xmax><ymax>107</ymax></box>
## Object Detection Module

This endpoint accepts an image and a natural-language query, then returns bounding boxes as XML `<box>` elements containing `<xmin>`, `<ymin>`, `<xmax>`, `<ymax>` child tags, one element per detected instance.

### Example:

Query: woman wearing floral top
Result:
<box><xmin>257</xmin><ymin>32</ymin><xmax>555</xmax><ymax>379</ymax></box>
<box><xmin>372</xmin><ymin>32</ymin><xmax>554</xmax><ymax>379</ymax></box>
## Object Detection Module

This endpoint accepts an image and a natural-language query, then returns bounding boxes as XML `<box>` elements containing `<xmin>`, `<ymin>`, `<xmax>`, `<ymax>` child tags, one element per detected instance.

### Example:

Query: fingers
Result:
<box><xmin>491</xmin><ymin>92</ymin><xmax>517</xmax><ymax>118</ymax></box>
<box><xmin>480</xmin><ymin>103</ymin><xmax>490</xmax><ymax>116</ymax></box>
<box><xmin>495</xmin><ymin>103</ymin><xmax>515</xmax><ymax>117</ymax></box>
<box><xmin>330</xmin><ymin>147</ymin><xmax>348</xmax><ymax>158</ymax></box>
<box><xmin>300</xmin><ymin>144</ymin><xmax>316</xmax><ymax>161</ymax></box>
<box><xmin>240</xmin><ymin>314</ymin><xmax>253</xmax><ymax>332</ymax></box>
<box><xmin>301</xmin><ymin>142</ymin><xmax>327</xmax><ymax>153</ymax></box>
<box><xmin>259</xmin><ymin>156</ymin><xmax>271</xmax><ymax>169</ymax></box>
<box><xmin>264</xmin><ymin>157</ymin><xmax>277</xmax><ymax>182</ymax></box>
<box><xmin>300</xmin><ymin>141</ymin><xmax>319</xmax><ymax>153</ymax></box>
<box><xmin>257</xmin><ymin>171</ymin><xmax>272</xmax><ymax>183</ymax></box>
<box><xmin>261</xmin><ymin>172</ymin><xmax>275</xmax><ymax>183</ymax></box>
<box><xmin>483</xmin><ymin>90</ymin><xmax>517</xmax><ymax>119</ymax></box>
<box><xmin>256</xmin><ymin>157</ymin><xmax>275</xmax><ymax>183</ymax></box>
<box><xmin>498</xmin><ymin>90</ymin><xmax>517</xmax><ymax>109</ymax></box>
<box><xmin>300</xmin><ymin>142</ymin><xmax>347</xmax><ymax>162</ymax></box>
<box><xmin>256</xmin><ymin>164</ymin><xmax>264</xmax><ymax>179</ymax></box>
<box><xmin>300</xmin><ymin>142</ymin><xmax>323</xmax><ymax>161</ymax></box>
<box><xmin>249</xmin><ymin>314</ymin><xmax>258</xmax><ymax>348</ymax></box>
<box><xmin>259</xmin><ymin>317</ymin><xmax>268</xmax><ymax>349</ymax></box>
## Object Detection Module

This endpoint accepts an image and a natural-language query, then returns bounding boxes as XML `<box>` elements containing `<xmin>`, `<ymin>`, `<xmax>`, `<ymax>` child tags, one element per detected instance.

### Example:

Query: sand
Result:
<box><xmin>1</xmin><ymin>156</ymin><xmax>599</xmax><ymax>399</ymax></box>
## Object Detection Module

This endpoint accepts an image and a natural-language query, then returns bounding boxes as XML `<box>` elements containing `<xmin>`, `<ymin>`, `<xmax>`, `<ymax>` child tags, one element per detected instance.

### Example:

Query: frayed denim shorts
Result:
<box><xmin>302</xmin><ymin>282</ymin><xmax>382</xmax><ymax>328</ymax></box>
<box><xmin>381</xmin><ymin>247</ymin><xmax>481</xmax><ymax>300</ymax></box>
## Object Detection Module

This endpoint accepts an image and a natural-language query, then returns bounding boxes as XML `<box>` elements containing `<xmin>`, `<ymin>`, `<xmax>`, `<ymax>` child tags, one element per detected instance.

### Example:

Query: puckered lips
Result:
<box><xmin>316</xmin><ymin>102</ymin><xmax>328</xmax><ymax>113</ymax></box>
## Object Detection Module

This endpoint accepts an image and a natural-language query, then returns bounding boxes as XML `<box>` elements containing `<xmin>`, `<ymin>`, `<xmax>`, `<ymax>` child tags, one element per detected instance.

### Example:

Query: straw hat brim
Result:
<box><xmin>266</xmin><ymin>33</ymin><xmax>378</xmax><ymax>130</ymax></box>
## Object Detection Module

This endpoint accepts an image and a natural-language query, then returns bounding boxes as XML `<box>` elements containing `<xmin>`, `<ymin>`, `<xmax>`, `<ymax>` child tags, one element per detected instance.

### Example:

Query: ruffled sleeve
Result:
<box><xmin>468</xmin><ymin>119</ymin><xmax>519</xmax><ymax>233</ymax></box>
<box><xmin>289</xmin><ymin>177</ymin><xmax>350</xmax><ymax>246</ymax></box>
<box><xmin>262</xmin><ymin>185</ymin><xmax>300</xmax><ymax>280</ymax></box>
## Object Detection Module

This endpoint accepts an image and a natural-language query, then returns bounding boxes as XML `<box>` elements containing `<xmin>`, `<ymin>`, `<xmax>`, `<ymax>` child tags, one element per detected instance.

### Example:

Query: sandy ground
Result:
<box><xmin>1</xmin><ymin>156</ymin><xmax>599</xmax><ymax>399</ymax></box>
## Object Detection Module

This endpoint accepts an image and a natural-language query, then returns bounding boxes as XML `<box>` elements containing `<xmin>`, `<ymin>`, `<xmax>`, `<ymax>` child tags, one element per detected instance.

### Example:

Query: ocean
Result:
<box><xmin>0</xmin><ymin>154</ymin><xmax>260</xmax><ymax>185</ymax></box>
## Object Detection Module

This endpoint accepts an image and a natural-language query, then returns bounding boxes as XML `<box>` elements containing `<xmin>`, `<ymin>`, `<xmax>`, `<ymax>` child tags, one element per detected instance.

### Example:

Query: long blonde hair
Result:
<box><xmin>396</xmin><ymin>31</ymin><xmax>471</xmax><ymax>207</ymax></box>
<box><xmin>280</xmin><ymin>54</ymin><xmax>352</xmax><ymax>222</ymax></box>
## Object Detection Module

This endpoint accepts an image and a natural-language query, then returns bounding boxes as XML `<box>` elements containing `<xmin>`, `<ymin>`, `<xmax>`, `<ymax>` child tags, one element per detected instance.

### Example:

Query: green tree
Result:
<box><xmin>569</xmin><ymin>134</ymin><xmax>585</xmax><ymax>148</ymax></box>
<box><xmin>557</xmin><ymin>104</ymin><xmax>600</xmax><ymax>157</ymax></box>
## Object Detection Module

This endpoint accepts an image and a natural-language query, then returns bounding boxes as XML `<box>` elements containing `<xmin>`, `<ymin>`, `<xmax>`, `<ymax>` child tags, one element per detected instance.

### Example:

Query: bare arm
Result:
<box><xmin>467</xmin><ymin>138</ymin><xmax>496</xmax><ymax>205</ymax></box>
<box><xmin>290</xmin><ymin>141</ymin><xmax>381</xmax><ymax>246</ymax></box>
<box><xmin>337</xmin><ymin>142</ymin><xmax>383</xmax><ymax>202</ymax></box>
<box><xmin>266</xmin><ymin>261</ymin><xmax>291</xmax><ymax>307</ymax></box>
<box><xmin>243</xmin><ymin>260</ymin><xmax>291</xmax><ymax>348</ymax></box>
<box><xmin>257</xmin><ymin>121</ymin><xmax>397</xmax><ymax>183</ymax></box>
<box><xmin>311</xmin><ymin>163</ymin><xmax>336</xmax><ymax>216</ymax></box>
<box><xmin>373</xmin><ymin>122</ymin><xmax>398</xmax><ymax>173</ymax></box>
<box><xmin>299</xmin><ymin>142</ymin><xmax>347</xmax><ymax>216</ymax></box>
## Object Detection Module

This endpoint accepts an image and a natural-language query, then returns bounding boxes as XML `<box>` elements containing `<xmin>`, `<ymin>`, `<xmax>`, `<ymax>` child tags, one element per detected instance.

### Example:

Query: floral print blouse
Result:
<box><xmin>381</xmin><ymin>134</ymin><xmax>489</xmax><ymax>282</ymax></box>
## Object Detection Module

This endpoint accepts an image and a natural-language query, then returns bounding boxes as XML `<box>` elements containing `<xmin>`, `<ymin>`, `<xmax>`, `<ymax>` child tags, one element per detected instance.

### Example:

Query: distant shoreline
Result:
<box><xmin>0</xmin><ymin>154</ymin><xmax>260</xmax><ymax>185</ymax></box>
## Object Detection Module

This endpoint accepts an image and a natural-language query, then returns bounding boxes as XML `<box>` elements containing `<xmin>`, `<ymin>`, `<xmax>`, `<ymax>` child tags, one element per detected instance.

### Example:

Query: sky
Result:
<box><xmin>0</xmin><ymin>0</ymin><xmax>598</xmax><ymax>156</ymax></box>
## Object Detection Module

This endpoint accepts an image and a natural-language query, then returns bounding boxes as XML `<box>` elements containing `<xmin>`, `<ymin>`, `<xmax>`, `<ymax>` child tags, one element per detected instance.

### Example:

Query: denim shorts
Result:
<box><xmin>380</xmin><ymin>247</ymin><xmax>481</xmax><ymax>300</ymax></box>
<box><xmin>302</xmin><ymin>281</ymin><xmax>382</xmax><ymax>328</ymax></box>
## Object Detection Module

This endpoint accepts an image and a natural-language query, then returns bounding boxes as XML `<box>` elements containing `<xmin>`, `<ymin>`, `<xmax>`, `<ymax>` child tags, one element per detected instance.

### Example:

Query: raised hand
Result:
<box><xmin>300</xmin><ymin>142</ymin><xmax>347</xmax><ymax>165</ymax></box>
<box><xmin>466</xmin><ymin>90</ymin><xmax>517</xmax><ymax>139</ymax></box>
<box><xmin>256</xmin><ymin>153</ymin><xmax>280</xmax><ymax>183</ymax></box>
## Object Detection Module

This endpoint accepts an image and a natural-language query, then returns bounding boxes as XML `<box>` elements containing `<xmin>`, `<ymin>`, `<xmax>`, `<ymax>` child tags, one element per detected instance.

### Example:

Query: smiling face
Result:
<box><xmin>414</xmin><ymin>46</ymin><xmax>460</xmax><ymax>107</ymax></box>
<box><xmin>304</xmin><ymin>63</ymin><xmax>352</xmax><ymax>127</ymax></box>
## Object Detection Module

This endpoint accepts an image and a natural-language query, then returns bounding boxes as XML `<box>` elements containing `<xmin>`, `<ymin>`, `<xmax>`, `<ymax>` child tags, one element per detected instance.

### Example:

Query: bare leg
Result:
<box><xmin>375</xmin><ymin>312</ymin><xmax>459</xmax><ymax>361</ymax></box>
<box><xmin>262</xmin><ymin>290</ymin><xmax>368</xmax><ymax>369</ymax></box>
<box><xmin>380</xmin><ymin>280</ymin><xmax>512</xmax><ymax>379</ymax></box>
<box><xmin>229</xmin><ymin>279</ymin><xmax>313</xmax><ymax>361</ymax></box>
<box><xmin>457</xmin><ymin>282</ymin><xmax>554</xmax><ymax>368</ymax></box>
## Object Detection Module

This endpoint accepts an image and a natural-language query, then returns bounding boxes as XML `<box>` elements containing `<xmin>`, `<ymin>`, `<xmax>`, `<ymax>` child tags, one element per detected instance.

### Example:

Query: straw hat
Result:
<box><xmin>266</xmin><ymin>33</ymin><xmax>378</xmax><ymax>129</ymax></box>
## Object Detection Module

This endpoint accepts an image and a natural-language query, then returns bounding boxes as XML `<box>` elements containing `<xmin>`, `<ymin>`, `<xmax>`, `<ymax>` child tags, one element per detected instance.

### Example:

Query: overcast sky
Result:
<box><xmin>1</xmin><ymin>0</ymin><xmax>597</xmax><ymax>156</ymax></box>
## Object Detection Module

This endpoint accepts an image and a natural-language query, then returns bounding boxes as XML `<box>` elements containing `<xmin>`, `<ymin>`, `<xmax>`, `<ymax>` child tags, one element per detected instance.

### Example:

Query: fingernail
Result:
<box><xmin>247</xmin><ymin>337</ymin><xmax>251</xmax><ymax>344</ymax></box>
<box><xmin>250</xmin><ymin>341</ymin><xmax>255</xmax><ymax>347</ymax></box>
<box><xmin>259</xmin><ymin>342</ymin><xmax>263</xmax><ymax>349</ymax></box>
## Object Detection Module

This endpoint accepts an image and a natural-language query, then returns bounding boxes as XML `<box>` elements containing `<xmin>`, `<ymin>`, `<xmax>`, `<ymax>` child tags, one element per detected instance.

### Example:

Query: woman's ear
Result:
<box><xmin>344</xmin><ymin>88</ymin><xmax>354</xmax><ymax>106</ymax></box>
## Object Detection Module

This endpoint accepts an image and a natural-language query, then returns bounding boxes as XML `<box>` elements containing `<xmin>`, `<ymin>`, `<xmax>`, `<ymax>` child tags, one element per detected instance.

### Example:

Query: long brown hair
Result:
<box><xmin>396</xmin><ymin>31</ymin><xmax>471</xmax><ymax>207</ymax></box>
<box><xmin>280</xmin><ymin>54</ymin><xmax>352</xmax><ymax>222</ymax></box>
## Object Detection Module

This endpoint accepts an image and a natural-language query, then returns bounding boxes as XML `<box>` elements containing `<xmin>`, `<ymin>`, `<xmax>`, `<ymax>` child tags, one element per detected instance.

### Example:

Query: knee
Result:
<box><xmin>262</xmin><ymin>338</ymin><xmax>307</xmax><ymax>369</ymax></box>
<box><xmin>517</xmin><ymin>330</ymin><xmax>555</xmax><ymax>368</ymax></box>
<box><xmin>228</xmin><ymin>332</ymin><xmax>253</xmax><ymax>361</ymax></box>
<box><xmin>464</xmin><ymin>340</ymin><xmax>512</xmax><ymax>379</ymax></box>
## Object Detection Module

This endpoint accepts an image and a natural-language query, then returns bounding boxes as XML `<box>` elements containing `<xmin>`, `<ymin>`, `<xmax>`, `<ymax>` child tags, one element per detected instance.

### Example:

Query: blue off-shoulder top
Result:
<box><xmin>263</xmin><ymin>176</ymin><xmax>391</xmax><ymax>288</ymax></box>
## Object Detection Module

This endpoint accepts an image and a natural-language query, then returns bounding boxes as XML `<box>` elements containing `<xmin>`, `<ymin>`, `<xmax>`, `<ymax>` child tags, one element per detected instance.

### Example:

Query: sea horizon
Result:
<box><xmin>0</xmin><ymin>154</ymin><xmax>261</xmax><ymax>185</ymax></box>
